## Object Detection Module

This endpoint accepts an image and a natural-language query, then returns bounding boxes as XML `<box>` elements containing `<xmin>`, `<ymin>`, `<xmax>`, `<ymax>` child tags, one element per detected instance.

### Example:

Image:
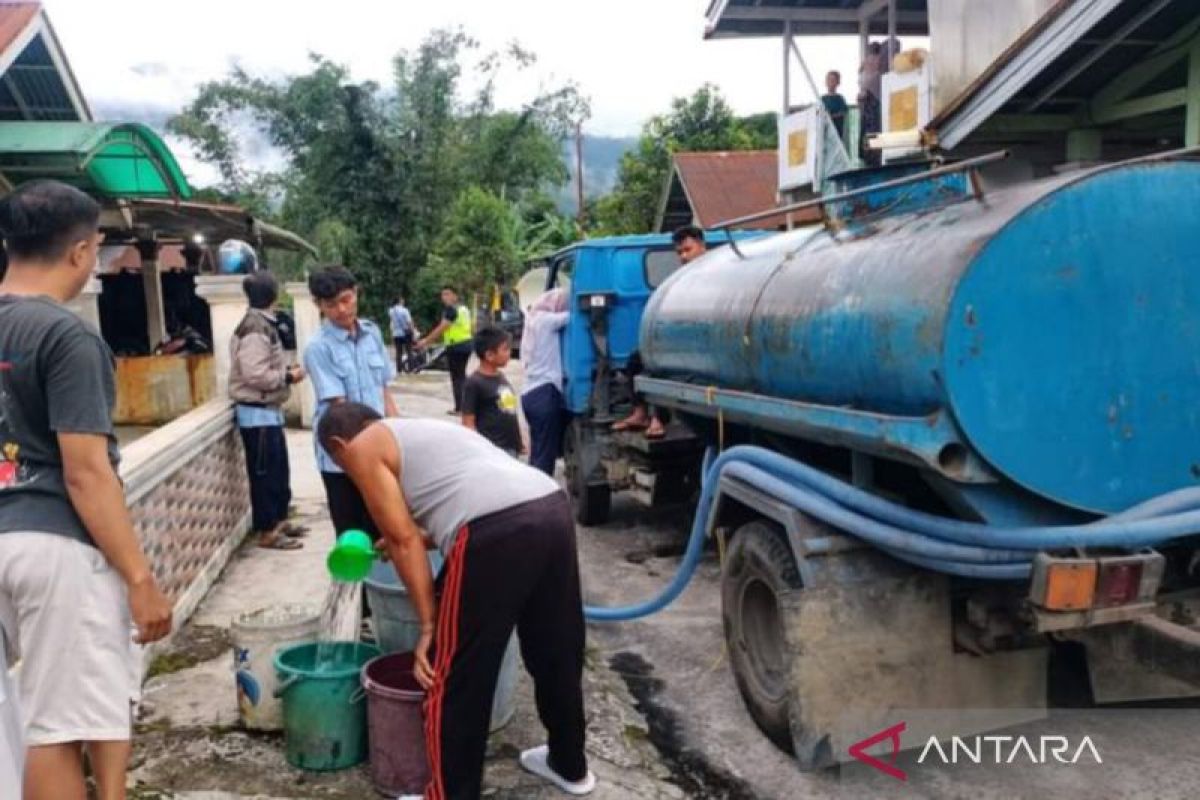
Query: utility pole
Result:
<box><xmin>575</xmin><ymin>121</ymin><xmax>585</xmax><ymax>224</ymax></box>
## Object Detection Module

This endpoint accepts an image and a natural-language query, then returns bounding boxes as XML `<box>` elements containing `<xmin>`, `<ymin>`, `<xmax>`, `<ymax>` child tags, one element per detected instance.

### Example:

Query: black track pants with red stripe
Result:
<box><xmin>424</xmin><ymin>491</ymin><xmax>588</xmax><ymax>800</ymax></box>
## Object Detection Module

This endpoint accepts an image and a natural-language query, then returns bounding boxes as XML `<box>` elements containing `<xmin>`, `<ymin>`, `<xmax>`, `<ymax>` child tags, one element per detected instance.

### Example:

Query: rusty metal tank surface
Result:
<box><xmin>114</xmin><ymin>354</ymin><xmax>214</xmax><ymax>425</ymax></box>
<box><xmin>640</xmin><ymin>160</ymin><xmax>1200</xmax><ymax>515</ymax></box>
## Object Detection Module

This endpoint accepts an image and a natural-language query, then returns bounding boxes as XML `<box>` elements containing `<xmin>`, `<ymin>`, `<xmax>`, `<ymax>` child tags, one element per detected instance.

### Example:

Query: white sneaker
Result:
<box><xmin>397</xmin><ymin>795</ymin><xmax>423</xmax><ymax>800</ymax></box>
<box><xmin>519</xmin><ymin>745</ymin><xmax>596</xmax><ymax>795</ymax></box>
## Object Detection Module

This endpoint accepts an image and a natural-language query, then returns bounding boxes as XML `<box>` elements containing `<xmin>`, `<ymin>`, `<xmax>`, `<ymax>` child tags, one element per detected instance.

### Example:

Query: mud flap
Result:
<box><xmin>778</xmin><ymin>550</ymin><xmax>1048</xmax><ymax>770</ymax></box>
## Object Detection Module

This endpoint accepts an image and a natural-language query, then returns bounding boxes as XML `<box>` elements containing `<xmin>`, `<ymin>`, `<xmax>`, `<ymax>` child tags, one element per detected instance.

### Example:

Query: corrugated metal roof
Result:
<box><xmin>705</xmin><ymin>0</ymin><xmax>928</xmax><ymax>40</ymax></box>
<box><xmin>0</xmin><ymin>122</ymin><xmax>192</xmax><ymax>198</ymax></box>
<box><xmin>659</xmin><ymin>150</ymin><xmax>820</xmax><ymax>231</ymax></box>
<box><xmin>0</xmin><ymin>2</ymin><xmax>88</xmax><ymax>121</ymax></box>
<box><xmin>928</xmin><ymin>0</ymin><xmax>1198</xmax><ymax>151</ymax></box>
<box><xmin>112</xmin><ymin>199</ymin><xmax>319</xmax><ymax>257</ymax></box>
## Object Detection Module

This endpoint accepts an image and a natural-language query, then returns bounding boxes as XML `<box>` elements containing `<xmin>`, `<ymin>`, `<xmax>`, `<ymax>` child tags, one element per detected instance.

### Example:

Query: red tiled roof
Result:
<box><xmin>671</xmin><ymin>150</ymin><xmax>820</xmax><ymax>230</ymax></box>
<box><xmin>0</xmin><ymin>3</ymin><xmax>39</xmax><ymax>57</ymax></box>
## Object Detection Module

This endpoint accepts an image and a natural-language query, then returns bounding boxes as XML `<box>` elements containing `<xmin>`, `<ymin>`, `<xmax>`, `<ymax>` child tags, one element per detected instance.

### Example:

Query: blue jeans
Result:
<box><xmin>521</xmin><ymin>384</ymin><xmax>568</xmax><ymax>476</ymax></box>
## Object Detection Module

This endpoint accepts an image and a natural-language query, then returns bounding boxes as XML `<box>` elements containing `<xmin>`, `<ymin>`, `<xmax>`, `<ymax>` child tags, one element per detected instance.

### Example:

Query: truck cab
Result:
<box><xmin>544</xmin><ymin>231</ymin><xmax>759</xmax><ymax>524</ymax></box>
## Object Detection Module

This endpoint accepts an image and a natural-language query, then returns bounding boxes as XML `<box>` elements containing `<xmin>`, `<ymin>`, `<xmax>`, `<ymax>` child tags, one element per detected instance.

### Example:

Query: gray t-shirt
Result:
<box><xmin>0</xmin><ymin>295</ymin><xmax>119</xmax><ymax>547</ymax></box>
<box><xmin>385</xmin><ymin>418</ymin><xmax>560</xmax><ymax>554</ymax></box>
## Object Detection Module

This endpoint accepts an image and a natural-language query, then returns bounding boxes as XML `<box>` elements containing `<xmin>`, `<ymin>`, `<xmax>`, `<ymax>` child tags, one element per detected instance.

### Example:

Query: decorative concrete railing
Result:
<box><xmin>120</xmin><ymin>399</ymin><xmax>250</xmax><ymax>655</ymax></box>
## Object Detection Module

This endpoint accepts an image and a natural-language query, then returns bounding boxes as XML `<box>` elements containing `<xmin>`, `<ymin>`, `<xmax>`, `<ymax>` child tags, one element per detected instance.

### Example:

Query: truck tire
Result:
<box><xmin>722</xmin><ymin>520</ymin><xmax>801</xmax><ymax>753</ymax></box>
<box><xmin>564</xmin><ymin>423</ymin><xmax>611</xmax><ymax>526</ymax></box>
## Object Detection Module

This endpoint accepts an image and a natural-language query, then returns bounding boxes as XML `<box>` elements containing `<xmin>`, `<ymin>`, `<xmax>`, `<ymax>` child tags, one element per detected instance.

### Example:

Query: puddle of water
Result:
<box><xmin>609</xmin><ymin>650</ymin><xmax>758</xmax><ymax>800</ymax></box>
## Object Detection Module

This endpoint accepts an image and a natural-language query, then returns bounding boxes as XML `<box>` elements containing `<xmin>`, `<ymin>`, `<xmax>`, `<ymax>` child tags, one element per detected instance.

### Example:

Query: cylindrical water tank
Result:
<box><xmin>641</xmin><ymin>160</ymin><xmax>1200</xmax><ymax>514</ymax></box>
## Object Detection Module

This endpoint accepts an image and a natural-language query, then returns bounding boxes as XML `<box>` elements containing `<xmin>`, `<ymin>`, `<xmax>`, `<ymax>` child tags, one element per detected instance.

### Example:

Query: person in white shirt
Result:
<box><xmin>520</xmin><ymin>289</ymin><xmax>570</xmax><ymax>475</ymax></box>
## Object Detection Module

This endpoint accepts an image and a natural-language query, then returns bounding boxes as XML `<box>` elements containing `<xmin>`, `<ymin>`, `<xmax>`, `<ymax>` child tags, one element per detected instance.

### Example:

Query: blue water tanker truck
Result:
<box><xmin>559</xmin><ymin>150</ymin><xmax>1200</xmax><ymax>768</ymax></box>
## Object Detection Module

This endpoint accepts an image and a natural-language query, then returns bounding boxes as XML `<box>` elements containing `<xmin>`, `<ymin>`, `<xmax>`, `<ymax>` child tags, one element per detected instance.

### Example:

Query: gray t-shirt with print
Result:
<box><xmin>0</xmin><ymin>295</ymin><xmax>119</xmax><ymax>547</ymax></box>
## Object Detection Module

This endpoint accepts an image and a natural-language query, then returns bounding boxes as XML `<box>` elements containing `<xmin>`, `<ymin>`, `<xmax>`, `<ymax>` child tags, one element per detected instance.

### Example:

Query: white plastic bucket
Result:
<box><xmin>232</xmin><ymin>604</ymin><xmax>321</xmax><ymax>731</ymax></box>
<box><xmin>365</xmin><ymin>559</ymin><xmax>518</xmax><ymax>731</ymax></box>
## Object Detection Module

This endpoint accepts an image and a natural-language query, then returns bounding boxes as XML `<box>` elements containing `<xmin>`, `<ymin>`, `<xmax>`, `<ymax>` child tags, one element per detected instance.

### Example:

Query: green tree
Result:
<box><xmin>416</xmin><ymin>186</ymin><xmax>517</xmax><ymax>321</ymax></box>
<box><xmin>592</xmin><ymin>84</ymin><xmax>776</xmax><ymax>234</ymax></box>
<box><xmin>169</xmin><ymin>29</ymin><xmax>587</xmax><ymax>323</ymax></box>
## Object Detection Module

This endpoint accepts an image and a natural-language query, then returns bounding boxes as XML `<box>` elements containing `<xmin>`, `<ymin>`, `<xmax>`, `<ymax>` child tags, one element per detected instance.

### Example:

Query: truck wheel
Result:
<box><xmin>564</xmin><ymin>423</ymin><xmax>611</xmax><ymax>526</ymax></box>
<box><xmin>722</xmin><ymin>520</ymin><xmax>801</xmax><ymax>753</ymax></box>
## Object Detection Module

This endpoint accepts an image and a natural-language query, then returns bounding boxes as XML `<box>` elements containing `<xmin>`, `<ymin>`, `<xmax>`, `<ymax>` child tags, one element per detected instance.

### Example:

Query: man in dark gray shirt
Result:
<box><xmin>0</xmin><ymin>180</ymin><xmax>172</xmax><ymax>800</ymax></box>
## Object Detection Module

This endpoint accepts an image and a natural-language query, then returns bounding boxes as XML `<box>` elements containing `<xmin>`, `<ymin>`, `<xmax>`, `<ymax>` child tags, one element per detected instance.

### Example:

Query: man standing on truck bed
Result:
<box><xmin>612</xmin><ymin>226</ymin><xmax>707</xmax><ymax>439</ymax></box>
<box><xmin>417</xmin><ymin>287</ymin><xmax>473</xmax><ymax>415</ymax></box>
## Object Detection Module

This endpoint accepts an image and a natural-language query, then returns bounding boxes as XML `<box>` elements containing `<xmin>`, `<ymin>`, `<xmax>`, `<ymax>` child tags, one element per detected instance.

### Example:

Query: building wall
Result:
<box><xmin>928</xmin><ymin>0</ymin><xmax>1060</xmax><ymax>116</ymax></box>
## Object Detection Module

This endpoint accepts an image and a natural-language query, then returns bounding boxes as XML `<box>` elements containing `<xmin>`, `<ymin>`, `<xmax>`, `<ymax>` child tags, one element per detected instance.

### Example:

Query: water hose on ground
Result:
<box><xmin>583</xmin><ymin>445</ymin><xmax>1200</xmax><ymax>622</ymax></box>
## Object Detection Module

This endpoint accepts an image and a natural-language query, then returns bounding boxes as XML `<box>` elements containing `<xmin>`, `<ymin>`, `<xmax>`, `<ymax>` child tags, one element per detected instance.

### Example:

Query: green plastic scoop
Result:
<box><xmin>326</xmin><ymin>529</ymin><xmax>377</xmax><ymax>582</ymax></box>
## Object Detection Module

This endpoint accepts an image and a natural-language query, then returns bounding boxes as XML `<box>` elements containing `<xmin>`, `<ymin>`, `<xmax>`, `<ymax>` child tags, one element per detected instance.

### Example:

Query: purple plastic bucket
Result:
<box><xmin>361</xmin><ymin>652</ymin><xmax>430</xmax><ymax>796</ymax></box>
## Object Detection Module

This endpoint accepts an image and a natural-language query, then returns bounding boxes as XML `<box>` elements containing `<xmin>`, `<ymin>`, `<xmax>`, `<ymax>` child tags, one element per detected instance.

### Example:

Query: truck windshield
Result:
<box><xmin>549</xmin><ymin>254</ymin><xmax>575</xmax><ymax>289</ymax></box>
<box><xmin>645</xmin><ymin>249</ymin><xmax>683</xmax><ymax>288</ymax></box>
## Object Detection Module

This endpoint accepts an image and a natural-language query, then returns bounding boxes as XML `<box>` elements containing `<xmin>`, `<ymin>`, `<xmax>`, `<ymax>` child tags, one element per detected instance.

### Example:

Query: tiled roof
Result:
<box><xmin>660</xmin><ymin>150</ymin><xmax>820</xmax><ymax>231</ymax></box>
<box><xmin>0</xmin><ymin>3</ymin><xmax>38</xmax><ymax>56</ymax></box>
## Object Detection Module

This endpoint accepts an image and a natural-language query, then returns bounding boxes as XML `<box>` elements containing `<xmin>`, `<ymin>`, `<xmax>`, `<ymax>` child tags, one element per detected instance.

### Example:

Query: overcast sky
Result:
<box><xmin>46</xmin><ymin>0</ymin><xmax>869</xmax><ymax>184</ymax></box>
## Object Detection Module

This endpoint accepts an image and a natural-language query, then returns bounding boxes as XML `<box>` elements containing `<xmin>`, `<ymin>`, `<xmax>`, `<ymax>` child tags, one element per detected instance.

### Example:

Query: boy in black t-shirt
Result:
<box><xmin>461</xmin><ymin>326</ymin><xmax>524</xmax><ymax>456</ymax></box>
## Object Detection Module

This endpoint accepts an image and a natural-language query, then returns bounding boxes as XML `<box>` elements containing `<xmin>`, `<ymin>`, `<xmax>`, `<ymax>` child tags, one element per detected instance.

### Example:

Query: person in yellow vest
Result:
<box><xmin>417</xmin><ymin>287</ymin><xmax>474</xmax><ymax>414</ymax></box>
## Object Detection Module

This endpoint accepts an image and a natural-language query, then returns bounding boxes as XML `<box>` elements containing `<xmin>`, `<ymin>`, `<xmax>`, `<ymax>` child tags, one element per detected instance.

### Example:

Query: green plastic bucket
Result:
<box><xmin>273</xmin><ymin>641</ymin><xmax>381</xmax><ymax>771</ymax></box>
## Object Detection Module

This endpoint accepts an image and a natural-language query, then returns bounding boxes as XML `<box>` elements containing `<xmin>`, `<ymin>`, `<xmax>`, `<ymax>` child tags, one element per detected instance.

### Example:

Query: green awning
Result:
<box><xmin>0</xmin><ymin>122</ymin><xmax>192</xmax><ymax>199</ymax></box>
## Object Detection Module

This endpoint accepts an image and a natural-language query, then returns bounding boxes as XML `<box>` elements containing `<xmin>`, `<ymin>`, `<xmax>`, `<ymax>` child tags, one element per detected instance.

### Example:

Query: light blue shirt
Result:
<box><xmin>388</xmin><ymin>304</ymin><xmax>414</xmax><ymax>339</ymax></box>
<box><xmin>236</xmin><ymin>404</ymin><xmax>285</xmax><ymax>428</ymax></box>
<box><xmin>303</xmin><ymin>318</ymin><xmax>395</xmax><ymax>473</ymax></box>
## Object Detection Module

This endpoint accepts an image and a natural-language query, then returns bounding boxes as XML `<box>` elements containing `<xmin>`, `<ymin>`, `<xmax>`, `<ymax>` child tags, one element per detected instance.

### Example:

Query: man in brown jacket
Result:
<box><xmin>229</xmin><ymin>270</ymin><xmax>307</xmax><ymax>549</ymax></box>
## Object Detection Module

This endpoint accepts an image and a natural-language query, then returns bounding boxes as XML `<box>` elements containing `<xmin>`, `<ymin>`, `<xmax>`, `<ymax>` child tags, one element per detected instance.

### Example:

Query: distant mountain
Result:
<box><xmin>554</xmin><ymin>134</ymin><xmax>637</xmax><ymax>214</ymax></box>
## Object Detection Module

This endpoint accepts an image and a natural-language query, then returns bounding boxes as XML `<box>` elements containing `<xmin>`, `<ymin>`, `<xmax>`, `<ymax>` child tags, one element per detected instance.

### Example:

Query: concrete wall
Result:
<box><xmin>928</xmin><ymin>0</ymin><xmax>1060</xmax><ymax>115</ymax></box>
<box><xmin>121</xmin><ymin>400</ymin><xmax>250</xmax><ymax>667</ymax></box>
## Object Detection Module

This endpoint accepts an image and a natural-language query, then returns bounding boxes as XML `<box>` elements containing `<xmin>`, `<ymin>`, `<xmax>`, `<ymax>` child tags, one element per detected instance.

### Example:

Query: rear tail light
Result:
<box><xmin>1095</xmin><ymin>561</ymin><xmax>1143</xmax><ymax>608</ymax></box>
<box><xmin>1030</xmin><ymin>551</ymin><xmax>1165</xmax><ymax>612</ymax></box>
<box><xmin>1034</xmin><ymin>559</ymin><xmax>1097</xmax><ymax>611</ymax></box>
